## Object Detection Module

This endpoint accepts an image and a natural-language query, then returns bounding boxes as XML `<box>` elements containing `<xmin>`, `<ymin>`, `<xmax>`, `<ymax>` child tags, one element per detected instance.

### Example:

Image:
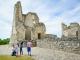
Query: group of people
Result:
<box><xmin>11</xmin><ymin>40</ymin><xmax>32</xmax><ymax>56</ymax></box>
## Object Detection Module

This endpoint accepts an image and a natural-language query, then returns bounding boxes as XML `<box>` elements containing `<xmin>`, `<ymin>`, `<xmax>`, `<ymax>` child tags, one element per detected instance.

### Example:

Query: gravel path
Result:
<box><xmin>0</xmin><ymin>45</ymin><xmax>80</xmax><ymax>60</ymax></box>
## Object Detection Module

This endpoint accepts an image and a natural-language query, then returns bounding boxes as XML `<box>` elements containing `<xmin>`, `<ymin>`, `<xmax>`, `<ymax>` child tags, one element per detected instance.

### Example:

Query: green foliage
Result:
<box><xmin>0</xmin><ymin>38</ymin><xmax>10</xmax><ymax>45</ymax></box>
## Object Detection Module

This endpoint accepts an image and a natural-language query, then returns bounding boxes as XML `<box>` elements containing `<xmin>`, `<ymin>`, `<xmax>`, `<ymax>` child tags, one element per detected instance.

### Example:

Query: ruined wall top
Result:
<box><xmin>70</xmin><ymin>23</ymin><xmax>79</xmax><ymax>28</ymax></box>
<box><xmin>26</xmin><ymin>12</ymin><xmax>39</xmax><ymax>21</ymax></box>
<box><xmin>15</xmin><ymin>1</ymin><xmax>22</xmax><ymax>10</ymax></box>
<box><xmin>45</xmin><ymin>34</ymin><xmax>57</xmax><ymax>39</ymax></box>
<box><xmin>16</xmin><ymin>1</ymin><xmax>21</xmax><ymax>5</ymax></box>
<box><xmin>34</xmin><ymin>22</ymin><xmax>45</xmax><ymax>26</ymax></box>
<box><xmin>14</xmin><ymin>1</ymin><xmax>40</xmax><ymax>25</ymax></box>
<box><xmin>62</xmin><ymin>23</ymin><xmax>67</xmax><ymax>30</ymax></box>
<box><xmin>62</xmin><ymin>22</ymin><xmax>80</xmax><ymax>30</ymax></box>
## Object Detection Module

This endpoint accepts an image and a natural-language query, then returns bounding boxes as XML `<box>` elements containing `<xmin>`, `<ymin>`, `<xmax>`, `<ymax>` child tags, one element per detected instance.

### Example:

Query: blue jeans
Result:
<box><xmin>27</xmin><ymin>47</ymin><xmax>31</xmax><ymax>56</ymax></box>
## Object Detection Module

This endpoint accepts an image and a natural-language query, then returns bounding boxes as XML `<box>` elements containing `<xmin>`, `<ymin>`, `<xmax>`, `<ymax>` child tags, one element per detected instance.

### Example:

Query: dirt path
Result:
<box><xmin>0</xmin><ymin>45</ymin><xmax>80</xmax><ymax>60</ymax></box>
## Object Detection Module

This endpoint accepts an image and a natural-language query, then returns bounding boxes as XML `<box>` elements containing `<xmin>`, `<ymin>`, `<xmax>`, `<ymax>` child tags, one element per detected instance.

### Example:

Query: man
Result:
<box><xmin>27</xmin><ymin>40</ymin><xmax>32</xmax><ymax>56</ymax></box>
<box><xmin>20</xmin><ymin>42</ymin><xmax>23</xmax><ymax>55</ymax></box>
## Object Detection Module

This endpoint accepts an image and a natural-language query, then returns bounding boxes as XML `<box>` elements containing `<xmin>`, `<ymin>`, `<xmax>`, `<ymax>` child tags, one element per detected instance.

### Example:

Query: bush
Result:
<box><xmin>0</xmin><ymin>38</ymin><xmax>10</xmax><ymax>45</ymax></box>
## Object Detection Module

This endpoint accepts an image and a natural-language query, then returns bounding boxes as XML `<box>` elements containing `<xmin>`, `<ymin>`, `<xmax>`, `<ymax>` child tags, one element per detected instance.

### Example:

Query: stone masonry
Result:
<box><xmin>10</xmin><ymin>1</ymin><xmax>80</xmax><ymax>54</ymax></box>
<box><xmin>10</xmin><ymin>1</ymin><xmax>46</xmax><ymax>44</ymax></box>
<box><xmin>62</xmin><ymin>23</ymin><xmax>80</xmax><ymax>40</ymax></box>
<box><xmin>37</xmin><ymin>23</ymin><xmax>80</xmax><ymax>54</ymax></box>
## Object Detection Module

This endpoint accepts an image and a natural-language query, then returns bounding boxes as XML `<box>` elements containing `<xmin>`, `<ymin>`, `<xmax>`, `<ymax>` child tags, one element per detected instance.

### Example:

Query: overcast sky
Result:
<box><xmin>0</xmin><ymin>0</ymin><xmax>80</xmax><ymax>38</ymax></box>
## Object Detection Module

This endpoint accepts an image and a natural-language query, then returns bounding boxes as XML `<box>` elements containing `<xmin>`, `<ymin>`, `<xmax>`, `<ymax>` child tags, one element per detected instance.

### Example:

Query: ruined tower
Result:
<box><xmin>10</xmin><ymin>1</ymin><xmax>46</xmax><ymax>44</ymax></box>
<box><xmin>62</xmin><ymin>23</ymin><xmax>80</xmax><ymax>40</ymax></box>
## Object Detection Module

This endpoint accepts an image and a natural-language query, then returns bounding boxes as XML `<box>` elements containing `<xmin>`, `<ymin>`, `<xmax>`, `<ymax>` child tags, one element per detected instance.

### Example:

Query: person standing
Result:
<box><xmin>27</xmin><ymin>40</ymin><xmax>32</xmax><ymax>56</ymax></box>
<box><xmin>20</xmin><ymin>42</ymin><xmax>23</xmax><ymax>55</ymax></box>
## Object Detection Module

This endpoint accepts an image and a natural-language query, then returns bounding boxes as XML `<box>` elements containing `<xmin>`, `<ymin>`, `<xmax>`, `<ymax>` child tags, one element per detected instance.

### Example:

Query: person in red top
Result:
<box><xmin>27</xmin><ymin>40</ymin><xmax>32</xmax><ymax>56</ymax></box>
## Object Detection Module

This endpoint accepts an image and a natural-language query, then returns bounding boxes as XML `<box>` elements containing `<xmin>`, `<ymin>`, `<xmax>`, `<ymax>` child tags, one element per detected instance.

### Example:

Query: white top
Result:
<box><xmin>27</xmin><ymin>42</ymin><xmax>32</xmax><ymax>47</ymax></box>
<box><xmin>15</xmin><ymin>44</ymin><xmax>18</xmax><ymax>53</ymax></box>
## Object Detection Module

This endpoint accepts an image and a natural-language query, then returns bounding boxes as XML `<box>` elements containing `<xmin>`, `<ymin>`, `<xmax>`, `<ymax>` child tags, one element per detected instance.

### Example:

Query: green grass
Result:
<box><xmin>0</xmin><ymin>55</ymin><xmax>34</xmax><ymax>60</ymax></box>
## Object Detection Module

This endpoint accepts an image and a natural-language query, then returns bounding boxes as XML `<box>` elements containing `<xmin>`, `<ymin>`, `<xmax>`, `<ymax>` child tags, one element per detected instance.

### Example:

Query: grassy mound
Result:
<box><xmin>0</xmin><ymin>55</ymin><xmax>34</xmax><ymax>60</ymax></box>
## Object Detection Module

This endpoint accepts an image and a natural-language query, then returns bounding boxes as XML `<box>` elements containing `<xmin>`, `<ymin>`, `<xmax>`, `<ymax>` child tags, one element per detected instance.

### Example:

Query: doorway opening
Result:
<box><xmin>25</xmin><ymin>30</ymin><xmax>31</xmax><ymax>40</ymax></box>
<box><xmin>38</xmin><ymin>33</ymin><xmax>41</xmax><ymax>39</ymax></box>
<box><xmin>76</xmin><ymin>31</ymin><xmax>78</xmax><ymax>39</ymax></box>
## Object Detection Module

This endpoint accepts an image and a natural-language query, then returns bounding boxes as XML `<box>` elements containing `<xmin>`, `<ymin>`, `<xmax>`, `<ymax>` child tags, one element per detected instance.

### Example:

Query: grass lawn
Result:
<box><xmin>0</xmin><ymin>55</ymin><xmax>34</xmax><ymax>60</ymax></box>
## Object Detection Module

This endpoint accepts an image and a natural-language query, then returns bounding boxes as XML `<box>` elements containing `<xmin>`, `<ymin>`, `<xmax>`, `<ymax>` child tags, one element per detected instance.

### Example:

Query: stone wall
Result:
<box><xmin>10</xmin><ymin>1</ymin><xmax>46</xmax><ymax>44</ymax></box>
<box><xmin>37</xmin><ymin>39</ymin><xmax>80</xmax><ymax>54</ymax></box>
<box><xmin>37</xmin><ymin>38</ymin><xmax>61</xmax><ymax>50</ymax></box>
<box><xmin>62</xmin><ymin>23</ymin><xmax>80</xmax><ymax>40</ymax></box>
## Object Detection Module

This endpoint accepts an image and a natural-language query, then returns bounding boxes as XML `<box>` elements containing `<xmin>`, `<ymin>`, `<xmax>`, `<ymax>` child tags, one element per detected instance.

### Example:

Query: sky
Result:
<box><xmin>0</xmin><ymin>0</ymin><xmax>80</xmax><ymax>38</ymax></box>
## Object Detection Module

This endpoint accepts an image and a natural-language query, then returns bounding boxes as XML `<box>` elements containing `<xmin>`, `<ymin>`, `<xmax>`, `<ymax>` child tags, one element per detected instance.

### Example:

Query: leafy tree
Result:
<box><xmin>0</xmin><ymin>38</ymin><xmax>10</xmax><ymax>45</ymax></box>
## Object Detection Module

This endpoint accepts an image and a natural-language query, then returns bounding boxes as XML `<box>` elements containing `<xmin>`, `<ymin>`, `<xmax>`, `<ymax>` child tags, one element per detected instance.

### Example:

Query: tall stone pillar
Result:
<box><xmin>10</xmin><ymin>1</ymin><xmax>23</xmax><ymax>44</ymax></box>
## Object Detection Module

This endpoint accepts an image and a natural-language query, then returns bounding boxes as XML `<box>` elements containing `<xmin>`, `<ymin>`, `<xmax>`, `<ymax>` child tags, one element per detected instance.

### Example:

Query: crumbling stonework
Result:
<box><xmin>37</xmin><ymin>39</ymin><xmax>80</xmax><ymax>54</ymax></box>
<box><xmin>62</xmin><ymin>23</ymin><xmax>80</xmax><ymax>40</ymax></box>
<box><xmin>37</xmin><ymin>23</ymin><xmax>80</xmax><ymax>54</ymax></box>
<box><xmin>10</xmin><ymin>1</ymin><xmax>80</xmax><ymax>54</ymax></box>
<box><xmin>10</xmin><ymin>1</ymin><xmax>46</xmax><ymax>44</ymax></box>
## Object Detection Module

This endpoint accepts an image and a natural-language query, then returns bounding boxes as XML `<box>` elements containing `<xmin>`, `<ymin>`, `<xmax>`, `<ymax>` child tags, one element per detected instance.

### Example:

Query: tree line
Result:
<box><xmin>0</xmin><ymin>38</ymin><xmax>10</xmax><ymax>45</ymax></box>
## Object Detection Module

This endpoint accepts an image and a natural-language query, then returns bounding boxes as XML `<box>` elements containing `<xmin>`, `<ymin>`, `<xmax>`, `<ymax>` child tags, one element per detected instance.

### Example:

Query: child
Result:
<box><xmin>15</xmin><ymin>44</ymin><xmax>19</xmax><ymax>56</ymax></box>
<box><xmin>11</xmin><ymin>44</ymin><xmax>16</xmax><ymax>56</ymax></box>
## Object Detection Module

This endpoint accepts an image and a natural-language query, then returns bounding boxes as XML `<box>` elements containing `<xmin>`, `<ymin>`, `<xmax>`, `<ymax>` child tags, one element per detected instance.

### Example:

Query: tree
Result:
<box><xmin>0</xmin><ymin>38</ymin><xmax>10</xmax><ymax>45</ymax></box>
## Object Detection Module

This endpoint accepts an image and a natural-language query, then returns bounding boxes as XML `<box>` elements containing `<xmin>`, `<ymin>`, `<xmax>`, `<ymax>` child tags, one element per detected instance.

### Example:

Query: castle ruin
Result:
<box><xmin>37</xmin><ymin>23</ymin><xmax>80</xmax><ymax>54</ymax></box>
<box><xmin>62</xmin><ymin>23</ymin><xmax>80</xmax><ymax>40</ymax></box>
<box><xmin>10</xmin><ymin>1</ymin><xmax>80</xmax><ymax>54</ymax></box>
<box><xmin>10</xmin><ymin>1</ymin><xmax>46</xmax><ymax>44</ymax></box>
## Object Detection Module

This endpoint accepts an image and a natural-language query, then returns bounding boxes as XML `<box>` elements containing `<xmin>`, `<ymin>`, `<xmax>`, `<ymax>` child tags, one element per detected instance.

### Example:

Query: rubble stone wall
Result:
<box><xmin>37</xmin><ymin>39</ymin><xmax>80</xmax><ymax>53</ymax></box>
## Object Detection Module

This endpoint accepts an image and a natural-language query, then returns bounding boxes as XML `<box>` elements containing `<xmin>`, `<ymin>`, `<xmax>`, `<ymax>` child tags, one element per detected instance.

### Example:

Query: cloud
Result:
<box><xmin>45</xmin><ymin>17</ymin><xmax>63</xmax><ymax>37</ymax></box>
<box><xmin>0</xmin><ymin>0</ymin><xmax>80</xmax><ymax>38</ymax></box>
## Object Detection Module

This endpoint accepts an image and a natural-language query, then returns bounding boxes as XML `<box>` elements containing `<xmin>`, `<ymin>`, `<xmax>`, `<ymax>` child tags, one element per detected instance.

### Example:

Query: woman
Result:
<box><xmin>11</xmin><ymin>44</ymin><xmax>16</xmax><ymax>56</ymax></box>
<box><xmin>27</xmin><ymin>40</ymin><xmax>32</xmax><ymax>56</ymax></box>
